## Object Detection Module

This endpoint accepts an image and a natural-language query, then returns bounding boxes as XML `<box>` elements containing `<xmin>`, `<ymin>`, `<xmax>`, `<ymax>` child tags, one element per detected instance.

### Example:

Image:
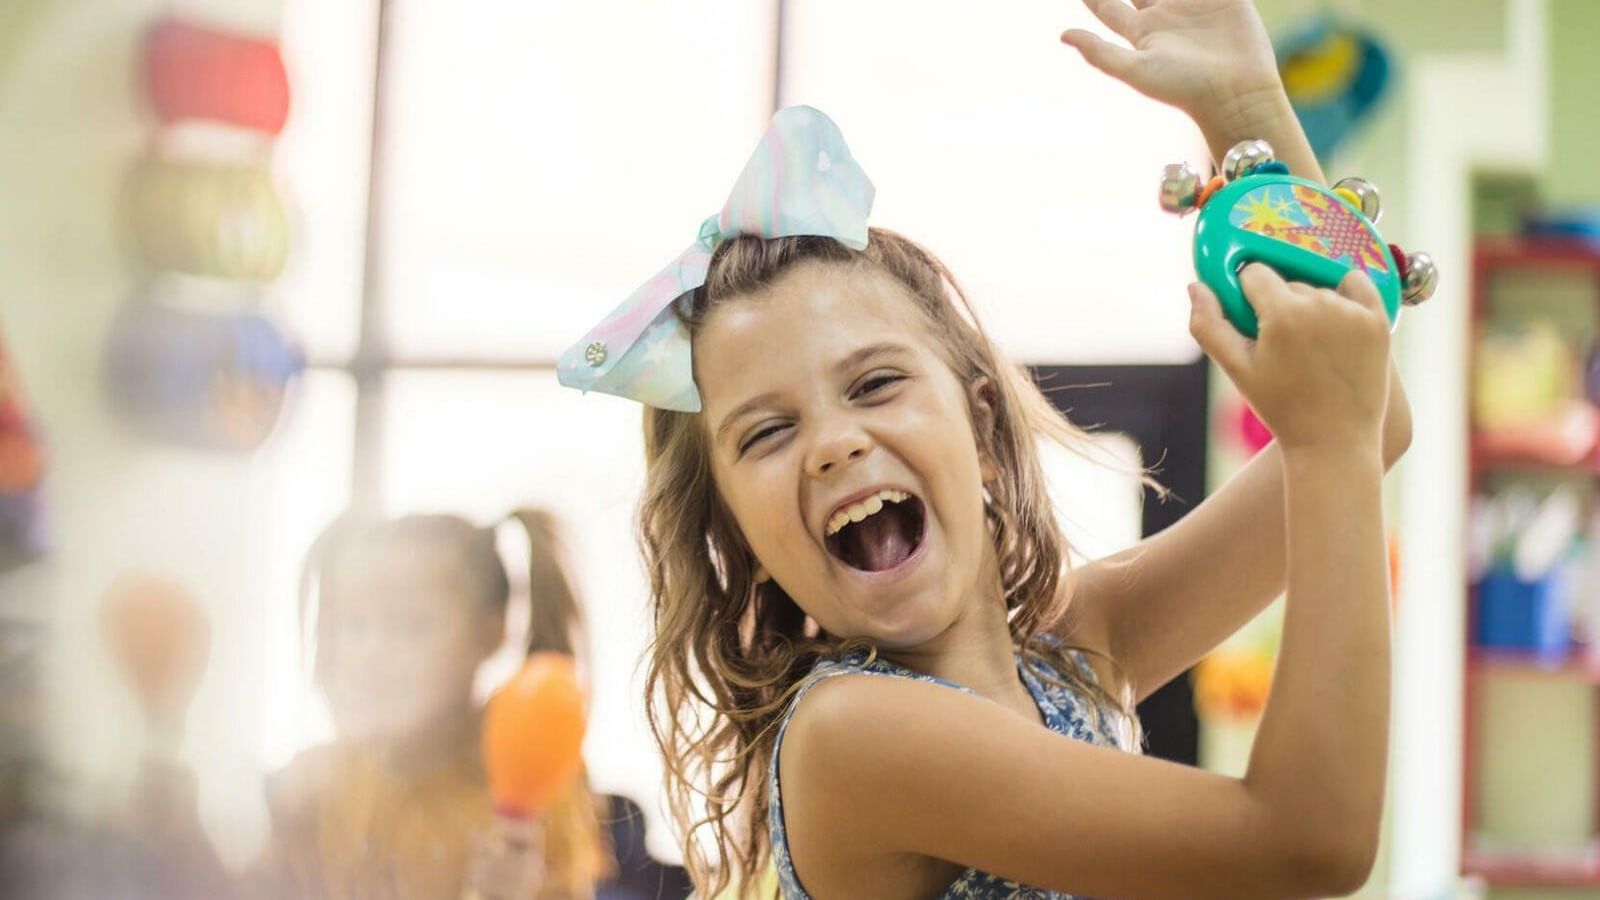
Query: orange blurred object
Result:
<box><xmin>99</xmin><ymin>571</ymin><xmax>211</xmax><ymax>722</ymax></box>
<box><xmin>1388</xmin><ymin>529</ymin><xmax>1401</xmax><ymax>611</ymax></box>
<box><xmin>1194</xmin><ymin>650</ymin><xmax>1273</xmax><ymax>721</ymax></box>
<box><xmin>482</xmin><ymin>652</ymin><xmax>587</xmax><ymax>818</ymax></box>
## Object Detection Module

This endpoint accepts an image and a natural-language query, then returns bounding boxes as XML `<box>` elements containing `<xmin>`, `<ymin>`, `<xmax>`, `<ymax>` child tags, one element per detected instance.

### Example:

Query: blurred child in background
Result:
<box><xmin>132</xmin><ymin>509</ymin><xmax>611</xmax><ymax>890</ymax></box>
<box><xmin>257</xmin><ymin>508</ymin><xmax>611</xmax><ymax>899</ymax></box>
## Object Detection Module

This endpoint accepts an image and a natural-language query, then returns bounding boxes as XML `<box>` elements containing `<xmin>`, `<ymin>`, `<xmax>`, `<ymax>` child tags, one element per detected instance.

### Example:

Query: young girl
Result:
<box><xmin>259</xmin><ymin>509</ymin><xmax>610</xmax><ymax>899</ymax></box>
<box><xmin>559</xmin><ymin>2</ymin><xmax>1412</xmax><ymax>897</ymax></box>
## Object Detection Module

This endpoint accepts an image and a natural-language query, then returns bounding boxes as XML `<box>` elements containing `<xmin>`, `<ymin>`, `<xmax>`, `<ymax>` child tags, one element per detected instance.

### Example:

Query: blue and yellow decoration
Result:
<box><xmin>1275</xmin><ymin>15</ymin><xmax>1393</xmax><ymax>161</ymax></box>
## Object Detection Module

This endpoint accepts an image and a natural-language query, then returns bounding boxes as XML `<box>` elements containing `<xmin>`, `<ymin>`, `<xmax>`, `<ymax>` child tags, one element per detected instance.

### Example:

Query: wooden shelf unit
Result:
<box><xmin>1462</xmin><ymin>238</ymin><xmax>1600</xmax><ymax>889</ymax></box>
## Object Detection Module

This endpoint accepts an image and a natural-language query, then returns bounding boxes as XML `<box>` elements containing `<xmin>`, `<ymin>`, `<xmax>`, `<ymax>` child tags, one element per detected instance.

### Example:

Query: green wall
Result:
<box><xmin>1545</xmin><ymin>0</ymin><xmax>1600</xmax><ymax>206</ymax></box>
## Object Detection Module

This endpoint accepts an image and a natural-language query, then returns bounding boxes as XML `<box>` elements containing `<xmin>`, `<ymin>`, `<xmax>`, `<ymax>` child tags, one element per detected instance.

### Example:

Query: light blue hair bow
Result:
<box><xmin>555</xmin><ymin>106</ymin><xmax>876</xmax><ymax>413</ymax></box>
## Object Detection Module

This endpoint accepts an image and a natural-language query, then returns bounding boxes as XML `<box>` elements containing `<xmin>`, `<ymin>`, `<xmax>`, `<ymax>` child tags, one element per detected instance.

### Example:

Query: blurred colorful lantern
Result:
<box><xmin>103</xmin><ymin>296</ymin><xmax>304</xmax><ymax>451</ymax></box>
<box><xmin>99</xmin><ymin>571</ymin><xmax>212</xmax><ymax>722</ymax></box>
<box><xmin>1276</xmin><ymin>15</ymin><xmax>1393</xmax><ymax>161</ymax></box>
<box><xmin>125</xmin><ymin>156</ymin><xmax>290</xmax><ymax>282</ymax></box>
<box><xmin>144</xmin><ymin>17</ymin><xmax>290</xmax><ymax>135</ymax></box>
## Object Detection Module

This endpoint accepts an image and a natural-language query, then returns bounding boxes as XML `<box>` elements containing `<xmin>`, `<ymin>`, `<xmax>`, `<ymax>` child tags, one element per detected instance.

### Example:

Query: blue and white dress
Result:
<box><xmin>767</xmin><ymin>644</ymin><xmax>1132</xmax><ymax>899</ymax></box>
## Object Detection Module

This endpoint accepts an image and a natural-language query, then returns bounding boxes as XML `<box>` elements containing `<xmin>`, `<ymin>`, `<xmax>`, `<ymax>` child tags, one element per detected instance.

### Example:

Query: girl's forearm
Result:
<box><xmin>1244</xmin><ymin>444</ymin><xmax>1391</xmax><ymax>878</ymax></box>
<box><xmin>1196</xmin><ymin>87</ymin><xmax>1326</xmax><ymax>185</ymax></box>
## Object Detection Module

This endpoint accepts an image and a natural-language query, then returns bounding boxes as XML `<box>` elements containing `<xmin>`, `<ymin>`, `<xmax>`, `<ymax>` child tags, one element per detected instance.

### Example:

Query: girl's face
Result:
<box><xmin>320</xmin><ymin>540</ymin><xmax>501</xmax><ymax>741</ymax></box>
<box><xmin>697</xmin><ymin>261</ymin><xmax>999</xmax><ymax>648</ymax></box>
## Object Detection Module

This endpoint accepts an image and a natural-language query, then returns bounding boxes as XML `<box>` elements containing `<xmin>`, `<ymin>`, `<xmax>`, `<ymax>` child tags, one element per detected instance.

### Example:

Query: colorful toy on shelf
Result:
<box><xmin>1473</xmin><ymin>319</ymin><xmax>1582</xmax><ymax>428</ymax></box>
<box><xmin>1160</xmin><ymin>138</ymin><xmax>1437</xmax><ymax>338</ymax></box>
<box><xmin>1522</xmin><ymin>209</ymin><xmax>1600</xmax><ymax>248</ymax></box>
<box><xmin>0</xmin><ymin>326</ymin><xmax>47</xmax><ymax>569</ymax></box>
<box><xmin>482</xmin><ymin>652</ymin><xmax>587</xmax><ymax>819</ymax></box>
<box><xmin>1476</xmin><ymin>562</ymin><xmax>1575</xmax><ymax>659</ymax></box>
<box><xmin>1468</xmin><ymin>485</ymin><xmax>1585</xmax><ymax>659</ymax></box>
<box><xmin>143</xmin><ymin>17</ymin><xmax>290</xmax><ymax>135</ymax></box>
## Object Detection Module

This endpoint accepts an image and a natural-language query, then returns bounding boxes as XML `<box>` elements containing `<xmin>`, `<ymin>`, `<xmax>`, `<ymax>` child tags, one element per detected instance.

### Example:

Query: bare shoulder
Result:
<box><xmin>776</xmin><ymin>672</ymin><xmax>979</xmax><ymax>897</ymax></box>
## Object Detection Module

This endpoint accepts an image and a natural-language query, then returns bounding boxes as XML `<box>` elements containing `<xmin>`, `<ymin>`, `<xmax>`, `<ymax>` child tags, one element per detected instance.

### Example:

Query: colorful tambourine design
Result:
<box><xmin>1159</xmin><ymin>139</ymin><xmax>1437</xmax><ymax>338</ymax></box>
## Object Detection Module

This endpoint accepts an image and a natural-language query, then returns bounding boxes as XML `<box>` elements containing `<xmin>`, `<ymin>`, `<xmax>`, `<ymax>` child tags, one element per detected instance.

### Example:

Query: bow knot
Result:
<box><xmin>697</xmin><ymin>214</ymin><xmax>724</xmax><ymax>250</ymax></box>
<box><xmin>556</xmin><ymin>106</ymin><xmax>876</xmax><ymax>413</ymax></box>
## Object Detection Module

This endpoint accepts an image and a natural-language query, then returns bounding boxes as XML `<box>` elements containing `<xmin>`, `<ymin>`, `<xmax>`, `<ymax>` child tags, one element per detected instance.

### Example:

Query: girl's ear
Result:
<box><xmin>753</xmin><ymin>562</ymin><xmax>771</xmax><ymax>584</ymax></box>
<box><xmin>968</xmin><ymin>376</ymin><xmax>1001</xmax><ymax>484</ymax></box>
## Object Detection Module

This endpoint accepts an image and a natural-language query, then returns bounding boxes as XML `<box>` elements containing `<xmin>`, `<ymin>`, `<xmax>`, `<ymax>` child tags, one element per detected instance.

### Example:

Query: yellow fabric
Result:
<box><xmin>263</xmin><ymin>715</ymin><xmax>608</xmax><ymax>899</ymax></box>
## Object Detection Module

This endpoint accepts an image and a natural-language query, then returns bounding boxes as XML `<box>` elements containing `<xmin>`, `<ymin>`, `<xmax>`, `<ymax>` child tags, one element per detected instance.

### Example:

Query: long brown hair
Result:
<box><xmin>638</xmin><ymin>228</ymin><xmax>1161</xmax><ymax>897</ymax></box>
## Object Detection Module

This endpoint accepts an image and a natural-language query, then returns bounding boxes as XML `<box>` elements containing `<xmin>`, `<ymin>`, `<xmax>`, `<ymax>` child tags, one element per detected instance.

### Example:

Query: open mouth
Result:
<box><xmin>823</xmin><ymin>490</ymin><xmax>928</xmax><ymax>573</ymax></box>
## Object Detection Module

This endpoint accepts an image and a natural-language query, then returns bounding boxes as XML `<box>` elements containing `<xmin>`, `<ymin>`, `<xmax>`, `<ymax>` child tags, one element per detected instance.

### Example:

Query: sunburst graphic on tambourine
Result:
<box><xmin>1228</xmin><ymin>183</ymin><xmax>1390</xmax><ymax>278</ymax></box>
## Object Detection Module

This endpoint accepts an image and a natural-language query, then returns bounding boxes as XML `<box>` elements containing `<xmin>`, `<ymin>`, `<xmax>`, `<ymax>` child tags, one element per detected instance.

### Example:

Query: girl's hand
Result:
<box><xmin>463</xmin><ymin>815</ymin><xmax>548</xmax><ymax>900</ymax></box>
<box><xmin>1060</xmin><ymin>0</ymin><xmax>1284</xmax><ymax>138</ymax></box>
<box><xmin>1188</xmin><ymin>264</ymin><xmax>1390</xmax><ymax>455</ymax></box>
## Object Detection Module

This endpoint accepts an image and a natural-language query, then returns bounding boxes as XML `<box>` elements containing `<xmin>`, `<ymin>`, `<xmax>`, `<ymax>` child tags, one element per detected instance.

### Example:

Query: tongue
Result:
<box><xmin>840</xmin><ymin>506</ymin><xmax>916</xmax><ymax>572</ymax></box>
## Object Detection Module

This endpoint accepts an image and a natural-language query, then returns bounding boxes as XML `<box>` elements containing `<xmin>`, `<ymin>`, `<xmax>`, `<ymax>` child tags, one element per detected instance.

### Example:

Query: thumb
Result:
<box><xmin>1336</xmin><ymin>267</ymin><xmax>1384</xmax><ymax>314</ymax></box>
<box><xmin>1060</xmin><ymin>29</ymin><xmax>1140</xmax><ymax>83</ymax></box>
<box><xmin>1188</xmin><ymin>282</ymin><xmax>1251</xmax><ymax>380</ymax></box>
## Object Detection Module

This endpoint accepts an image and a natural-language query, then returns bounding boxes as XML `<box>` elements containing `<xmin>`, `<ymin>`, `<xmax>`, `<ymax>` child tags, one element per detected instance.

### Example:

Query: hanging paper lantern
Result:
<box><xmin>0</xmin><ymin>328</ymin><xmax>48</xmax><ymax>569</ymax></box>
<box><xmin>1275</xmin><ymin>15</ymin><xmax>1392</xmax><ymax>161</ymax></box>
<box><xmin>99</xmin><ymin>571</ymin><xmax>211</xmax><ymax>722</ymax></box>
<box><xmin>143</xmin><ymin>17</ymin><xmax>290</xmax><ymax>135</ymax></box>
<box><xmin>103</xmin><ymin>296</ymin><xmax>304</xmax><ymax>452</ymax></box>
<box><xmin>125</xmin><ymin>156</ymin><xmax>291</xmax><ymax>282</ymax></box>
<box><xmin>482</xmin><ymin>653</ymin><xmax>587</xmax><ymax>818</ymax></box>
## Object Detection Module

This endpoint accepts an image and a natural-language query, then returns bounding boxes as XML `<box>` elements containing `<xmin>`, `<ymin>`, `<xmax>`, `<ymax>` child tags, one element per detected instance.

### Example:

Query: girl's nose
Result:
<box><xmin>804</xmin><ymin>423</ymin><xmax>871</xmax><ymax>478</ymax></box>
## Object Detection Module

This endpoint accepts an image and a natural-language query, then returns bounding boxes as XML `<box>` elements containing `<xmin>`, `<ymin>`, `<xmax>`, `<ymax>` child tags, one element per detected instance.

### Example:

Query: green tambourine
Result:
<box><xmin>1160</xmin><ymin>139</ymin><xmax>1437</xmax><ymax>339</ymax></box>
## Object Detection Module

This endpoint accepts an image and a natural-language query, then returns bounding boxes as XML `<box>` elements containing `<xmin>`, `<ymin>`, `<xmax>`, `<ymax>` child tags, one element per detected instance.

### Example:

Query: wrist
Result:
<box><xmin>1282</xmin><ymin>437</ymin><xmax>1385</xmax><ymax>473</ymax></box>
<box><xmin>1195</xmin><ymin>82</ymin><xmax>1295</xmax><ymax>160</ymax></box>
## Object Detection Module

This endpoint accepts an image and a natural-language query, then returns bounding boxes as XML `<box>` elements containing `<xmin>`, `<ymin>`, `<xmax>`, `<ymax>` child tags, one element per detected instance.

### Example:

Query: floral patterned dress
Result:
<box><xmin>767</xmin><ymin>645</ymin><xmax>1131</xmax><ymax>899</ymax></box>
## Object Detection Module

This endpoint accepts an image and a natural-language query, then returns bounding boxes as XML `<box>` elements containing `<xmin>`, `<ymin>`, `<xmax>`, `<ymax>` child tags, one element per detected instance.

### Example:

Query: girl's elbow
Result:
<box><xmin>1381</xmin><ymin>397</ymin><xmax>1414</xmax><ymax>469</ymax></box>
<box><xmin>1328</xmin><ymin>830</ymin><xmax>1381</xmax><ymax>896</ymax></box>
<box><xmin>1284</xmin><ymin>828</ymin><xmax>1379</xmax><ymax>897</ymax></box>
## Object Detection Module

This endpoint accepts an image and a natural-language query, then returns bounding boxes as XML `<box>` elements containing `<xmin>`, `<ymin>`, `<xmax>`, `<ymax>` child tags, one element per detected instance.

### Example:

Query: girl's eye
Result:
<box><xmin>740</xmin><ymin>423</ymin><xmax>788</xmax><ymax>454</ymax></box>
<box><xmin>856</xmin><ymin>373</ymin><xmax>905</xmax><ymax>397</ymax></box>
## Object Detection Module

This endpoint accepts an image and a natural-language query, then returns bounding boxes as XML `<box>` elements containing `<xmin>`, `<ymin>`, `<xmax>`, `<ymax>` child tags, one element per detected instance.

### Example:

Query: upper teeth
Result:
<box><xmin>826</xmin><ymin>489</ymin><xmax>910</xmax><ymax>537</ymax></box>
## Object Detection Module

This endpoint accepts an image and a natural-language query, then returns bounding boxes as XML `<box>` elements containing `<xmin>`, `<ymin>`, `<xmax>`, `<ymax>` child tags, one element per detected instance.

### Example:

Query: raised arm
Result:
<box><xmin>1069</xmin><ymin>365</ymin><xmax>1407</xmax><ymax>702</ymax></box>
<box><xmin>1059</xmin><ymin>0</ymin><xmax>1411</xmax><ymax>700</ymax></box>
